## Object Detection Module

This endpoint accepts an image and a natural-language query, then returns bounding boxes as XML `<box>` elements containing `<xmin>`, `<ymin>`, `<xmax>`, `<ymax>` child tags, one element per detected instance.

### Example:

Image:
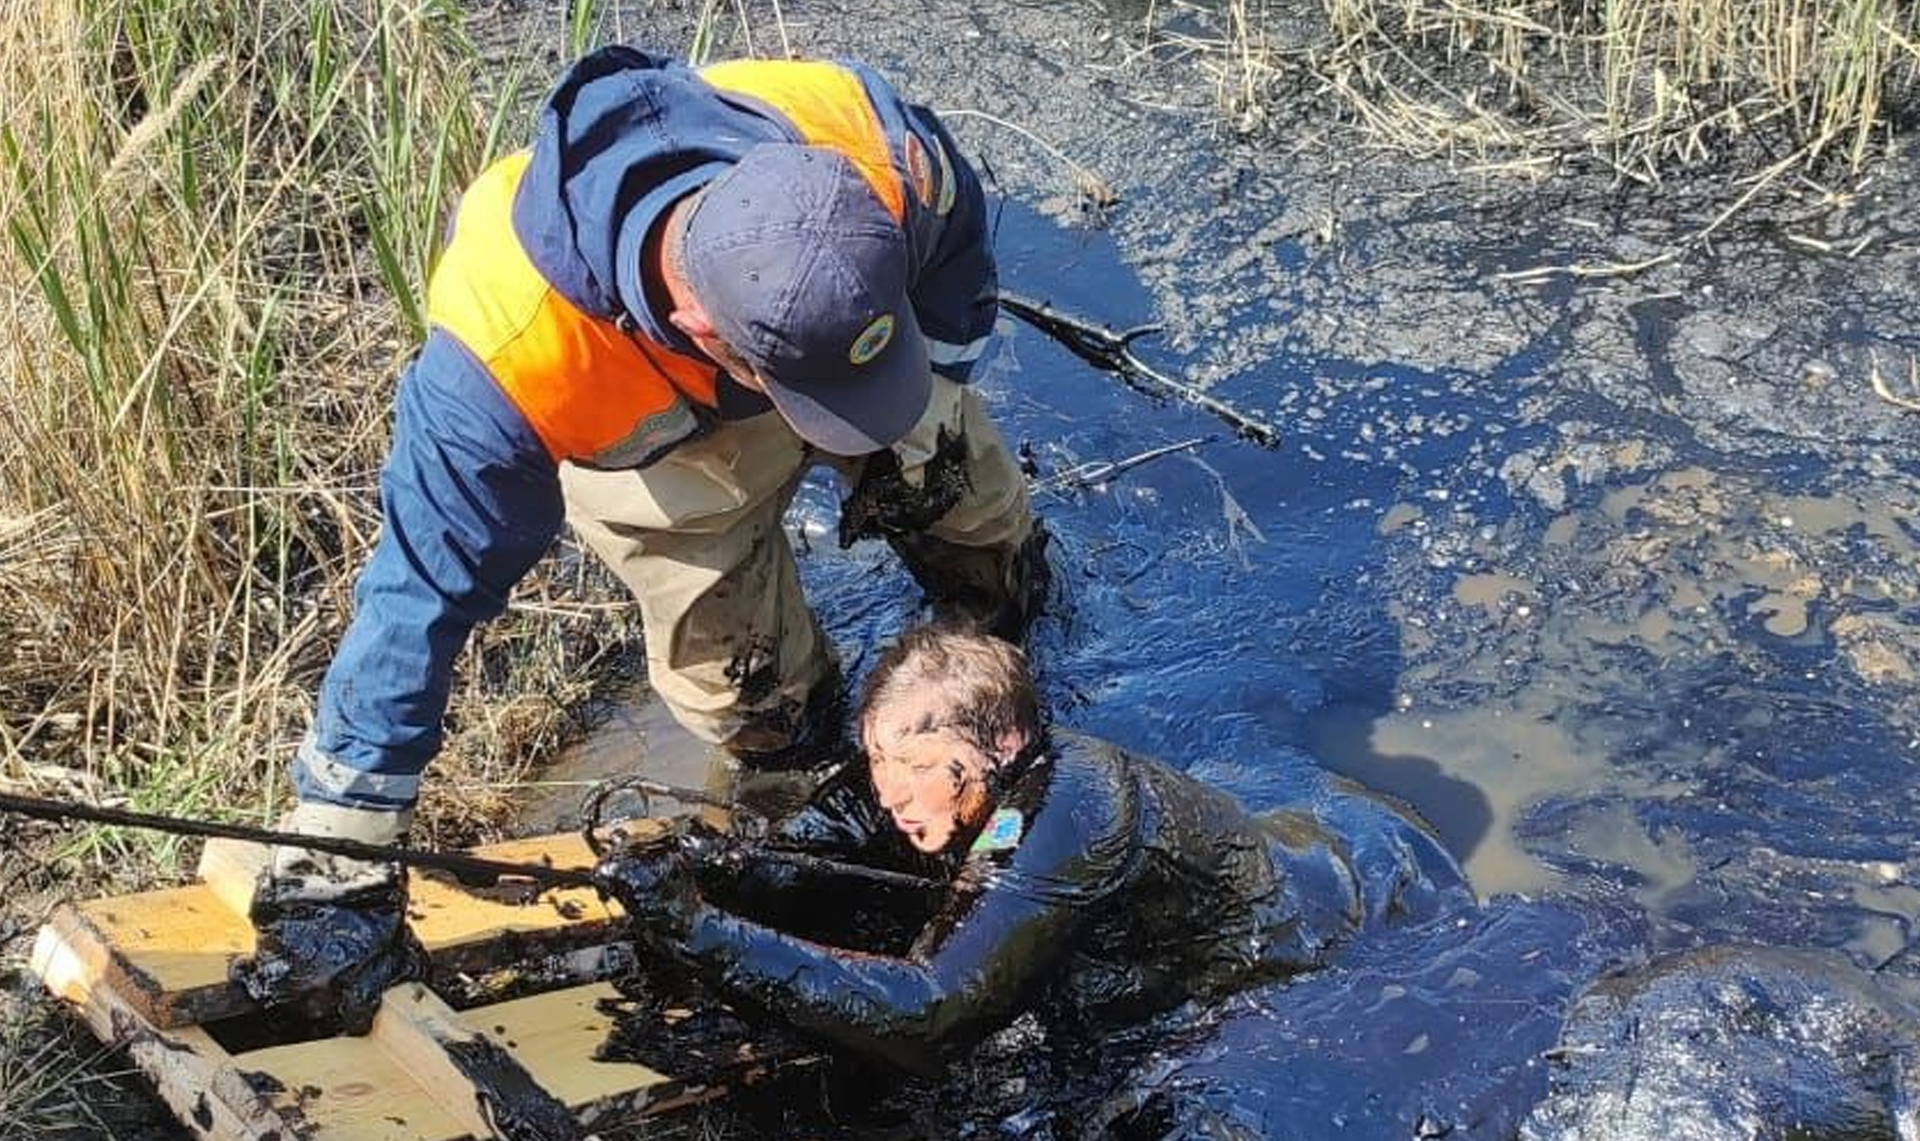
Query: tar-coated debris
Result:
<box><xmin>190</xmin><ymin>1092</ymin><xmax>213</xmax><ymax>1130</ymax></box>
<box><xmin>443</xmin><ymin>1034</ymin><xmax>582</xmax><ymax>1141</ymax></box>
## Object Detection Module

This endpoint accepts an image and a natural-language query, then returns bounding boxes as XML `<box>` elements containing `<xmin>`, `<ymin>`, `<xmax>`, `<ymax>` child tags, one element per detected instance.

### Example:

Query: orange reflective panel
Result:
<box><xmin>700</xmin><ymin>60</ymin><xmax>906</xmax><ymax>222</ymax></box>
<box><xmin>429</xmin><ymin>152</ymin><xmax>718</xmax><ymax>464</ymax></box>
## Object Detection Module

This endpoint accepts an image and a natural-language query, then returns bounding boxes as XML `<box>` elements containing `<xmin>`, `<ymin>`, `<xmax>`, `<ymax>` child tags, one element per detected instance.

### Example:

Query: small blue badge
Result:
<box><xmin>971</xmin><ymin>807</ymin><xmax>1025</xmax><ymax>854</ymax></box>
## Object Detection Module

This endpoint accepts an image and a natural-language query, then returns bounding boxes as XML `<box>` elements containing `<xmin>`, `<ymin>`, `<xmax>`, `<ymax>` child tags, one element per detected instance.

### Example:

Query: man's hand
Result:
<box><xmin>837</xmin><ymin>426</ymin><xmax>972</xmax><ymax>547</ymax></box>
<box><xmin>229</xmin><ymin>802</ymin><xmax>426</xmax><ymax>1035</ymax></box>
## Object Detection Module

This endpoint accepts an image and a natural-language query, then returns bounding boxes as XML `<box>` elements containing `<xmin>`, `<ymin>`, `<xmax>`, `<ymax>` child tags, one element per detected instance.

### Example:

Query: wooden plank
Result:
<box><xmin>30</xmin><ymin>921</ymin><xmax>298</xmax><ymax>1141</ymax></box>
<box><xmin>30</xmin><ymin>823</ymin><xmax>744</xmax><ymax>1141</ymax></box>
<box><xmin>370</xmin><ymin>983</ymin><xmax>571</xmax><ymax>1141</ymax></box>
<box><xmin>475</xmin><ymin>982</ymin><xmax>716</xmax><ymax>1129</ymax></box>
<box><xmin>50</xmin><ymin>893</ymin><xmax>255</xmax><ymax>1029</ymax></box>
<box><xmin>66</xmin><ymin>830</ymin><xmax>641</xmax><ymax>1027</ymax></box>
<box><xmin>38</xmin><ymin>912</ymin><xmax>755</xmax><ymax>1141</ymax></box>
<box><xmin>227</xmin><ymin>982</ymin><xmax>700</xmax><ymax>1141</ymax></box>
<box><xmin>227</xmin><ymin>1029</ymin><xmax>469</xmax><ymax>1141</ymax></box>
<box><xmin>197</xmin><ymin>836</ymin><xmax>269</xmax><ymax>919</ymax></box>
<box><xmin>407</xmin><ymin>834</ymin><xmax>626</xmax><ymax>984</ymax></box>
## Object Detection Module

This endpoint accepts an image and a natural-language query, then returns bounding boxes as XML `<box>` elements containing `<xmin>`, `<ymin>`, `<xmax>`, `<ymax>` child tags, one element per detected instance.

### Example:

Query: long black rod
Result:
<box><xmin>0</xmin><ymin>791</ymin><xmax>942</xmax><ymax>894</ymax></box>
<box><xmin>0</xmin><ymin>790</ymin><xmax>599</xmax><ymax>888</ymax></box>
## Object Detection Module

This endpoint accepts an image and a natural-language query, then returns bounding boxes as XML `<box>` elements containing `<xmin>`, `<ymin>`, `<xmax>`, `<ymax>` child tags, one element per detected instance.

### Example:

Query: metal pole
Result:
<box><xmin>0</xmin><ymin>790</ymin><xmax>599</xmax><ymax>888</ymax></box>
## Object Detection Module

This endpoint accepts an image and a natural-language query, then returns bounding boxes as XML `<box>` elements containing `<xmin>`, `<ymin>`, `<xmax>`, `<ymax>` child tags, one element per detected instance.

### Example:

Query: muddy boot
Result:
<box><xmin>892</xmin><ymin>524</ymin><xmax>1052</xmax><ymax>645</ymax></box>
<box><xmin>703</xmin><ymin>679</ymin><xmax>853</xmax><ymax>832</ymax></box>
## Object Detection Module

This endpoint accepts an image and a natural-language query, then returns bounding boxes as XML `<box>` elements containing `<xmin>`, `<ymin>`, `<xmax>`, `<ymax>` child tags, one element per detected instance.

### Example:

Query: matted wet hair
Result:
<box><xmin>857</xmin><ymin>626</ymin><xmax>1040</xmax><ymax>758</ymax></box>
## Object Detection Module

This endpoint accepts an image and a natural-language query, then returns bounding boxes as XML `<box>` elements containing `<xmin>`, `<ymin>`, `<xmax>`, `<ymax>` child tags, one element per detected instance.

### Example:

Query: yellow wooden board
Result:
<box><xmin>232</xmin><ymin>1031</ymin><xmax>469</xmax><ymax>1141</ymax></box>
<box><xmin>221</xmin><ymin>982</ymin><xmax>685</xmax><ymax>1141</ymax></box>
<box><xmin>481</xmin><ymin>981</ymin><xmax>700</xmax><ymax>1126</ymax></box>
<box><xmin>31</xmin><ymin>921</ymin><xmax>295</xmax><ymax>1141</ymax></box>
<box><xmin>63</xmin><ymin>831</ymin><xmax>635</xmax><ymax>1027</ymax></box>
<box><xmin>60</xmin><ymin>886</ymin><xmax>257</xmax><ymax>1027</ymax></box>
<box><xmin>38</xmin><ymin>914</ymin><xmax>713</xmax><ymax>1141</ymax></box>
<box><xmin>25</xmin><ymin>821</ymin><xmax>772</xmax><ymax>1141</ymax></box>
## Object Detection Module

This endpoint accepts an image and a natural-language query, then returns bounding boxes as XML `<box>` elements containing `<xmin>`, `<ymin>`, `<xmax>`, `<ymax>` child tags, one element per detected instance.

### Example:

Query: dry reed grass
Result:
<box><xmin>0</xmin><ymin>0</ymin><xmax>637</xmax><ymax>877</ymax></box>
<box><xmin>1152</xmin><ymin>0</ymin><xmax>1920</xmax><ymax>180</ymax></box>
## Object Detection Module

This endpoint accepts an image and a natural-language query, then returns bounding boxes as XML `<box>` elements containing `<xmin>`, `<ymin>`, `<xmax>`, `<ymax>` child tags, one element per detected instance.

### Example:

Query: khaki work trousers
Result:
<box><xmin>560</xmin><ymin>376</ymin><xmax>1033</xmax><ymax>754</ymax></box>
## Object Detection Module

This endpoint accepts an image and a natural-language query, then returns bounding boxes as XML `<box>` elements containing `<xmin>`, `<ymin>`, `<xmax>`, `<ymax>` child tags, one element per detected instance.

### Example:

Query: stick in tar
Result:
<box><xmin>0</xmin><ymin>790</ymin><xmax>598</xmax><ymax>889</ymax></box>
<box><xmin>997</xmin><ymin>293</ymin><xmax>1282</xmax><ymax>447</ymax></box>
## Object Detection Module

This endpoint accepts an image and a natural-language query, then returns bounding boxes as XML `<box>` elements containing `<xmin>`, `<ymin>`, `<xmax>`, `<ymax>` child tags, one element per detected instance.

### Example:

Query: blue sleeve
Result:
<box><xmin>298</xmin><ymin>332</ymin><xmax>562</xmax><ymax>810</ymax></box>
<box><xmin>853</xmin><ymin>65</ymin><xmax>999</xmax><ymax>384</ymax></box>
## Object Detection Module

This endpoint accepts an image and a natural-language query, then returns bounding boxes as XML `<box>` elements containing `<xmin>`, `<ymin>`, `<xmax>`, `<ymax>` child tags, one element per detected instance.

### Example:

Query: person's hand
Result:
<box><xmin>837</xmin><ymin>426</ymin><xmax>970</xmax><ymax>547</ymax></box>
<box><xmin>594</xmin><ymin>835</ymin><xmax>708</xmax><ymax>943</ymax></box>
<box><xmin>228</xmin><ymin>802</ymin><xmax>426</xmax><ymax>1036</ymax></box>
<box><xmin>677</xmin><ymin>817</ymin><xmax>748</xmax><ymax>883</ymax></box>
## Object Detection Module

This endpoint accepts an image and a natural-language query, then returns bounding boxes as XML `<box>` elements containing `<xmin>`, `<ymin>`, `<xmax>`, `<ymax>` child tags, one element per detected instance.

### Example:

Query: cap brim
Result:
<box><xmin>759</xmin><ymin>306</ymin><xmax>933</xmax><ymax>456</ymax></box>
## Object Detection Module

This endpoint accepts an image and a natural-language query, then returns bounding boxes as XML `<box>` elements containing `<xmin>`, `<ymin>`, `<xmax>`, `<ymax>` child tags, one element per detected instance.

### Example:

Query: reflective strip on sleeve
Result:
<box><xmin>294</xmin><ymin>734</ymin><xmax>424</xmax><ymax>807</ymax></box>
<box><xmin>927</xmin><ymin>333</ymin><xmax>991</xmax><ymax>367</ymax></box>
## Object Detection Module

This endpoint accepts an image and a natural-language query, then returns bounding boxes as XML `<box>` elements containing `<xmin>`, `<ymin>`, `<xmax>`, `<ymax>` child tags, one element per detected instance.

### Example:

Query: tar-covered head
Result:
<box><xmin>671</xmin><ymin>143</ymin><xmax>931</xmax><ymax>457</ymax></box>
<box><xmin>857</xmin><ymin>627</ymin><xmax>1041</xmax><ymax>854</ymax></box>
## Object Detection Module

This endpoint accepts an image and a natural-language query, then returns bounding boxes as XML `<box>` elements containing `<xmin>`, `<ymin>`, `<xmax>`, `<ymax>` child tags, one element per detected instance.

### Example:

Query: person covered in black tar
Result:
<box><xmin>595</xmin><ymin>626</ymin><xmax>1475</xmax><ymax>1076</ymax></box>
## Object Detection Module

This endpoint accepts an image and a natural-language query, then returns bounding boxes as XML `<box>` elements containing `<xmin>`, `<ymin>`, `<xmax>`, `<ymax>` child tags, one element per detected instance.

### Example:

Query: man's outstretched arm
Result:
<box><xmin>300</xmin><ymin>332</ymin><xmax>563</xmax><ymax>809</ymax></box>
<box><xmin>238</xmin><ymin>335</ymin><xmax>561</xmax><ymax>1033</ymax></box>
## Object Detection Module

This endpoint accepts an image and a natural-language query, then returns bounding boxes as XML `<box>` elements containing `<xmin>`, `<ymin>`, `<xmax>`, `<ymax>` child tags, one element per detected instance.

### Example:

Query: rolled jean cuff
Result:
<box><xmin>291</xmin><ymin>732</ymin><xmax>423</xmax><ymax>812</ymax></box>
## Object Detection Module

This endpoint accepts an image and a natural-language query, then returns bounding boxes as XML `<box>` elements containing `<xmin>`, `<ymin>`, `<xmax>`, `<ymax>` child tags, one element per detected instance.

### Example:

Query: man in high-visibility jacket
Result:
<box><xmin>232</xmin><ymin>46</ymin><xmax>1042</xmax><ymax>1033</ymax></box>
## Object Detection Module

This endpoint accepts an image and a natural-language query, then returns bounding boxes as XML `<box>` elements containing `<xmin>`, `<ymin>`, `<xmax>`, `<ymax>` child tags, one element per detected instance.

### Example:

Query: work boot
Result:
<box><xmin>703</xmin><ymin>679</ymin><xmax>853</xmax><ymax>832</ymax></box>
<box><xmin>896</xmin><ymin>525</ymin><xmax>1052</xmax><ymax>645</ymax></box>
<box><xmin>230</xmin><ymin>801</ymin><xmax>427</xmax><ymax>1035</ymax></box>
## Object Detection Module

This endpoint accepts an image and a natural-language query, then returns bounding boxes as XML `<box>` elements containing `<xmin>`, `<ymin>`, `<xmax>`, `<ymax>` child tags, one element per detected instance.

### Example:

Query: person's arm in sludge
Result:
<box><xmin>595</xmin><ymin>837</ymin><xmax>1083</xmax><ymax>1077</ymax></box>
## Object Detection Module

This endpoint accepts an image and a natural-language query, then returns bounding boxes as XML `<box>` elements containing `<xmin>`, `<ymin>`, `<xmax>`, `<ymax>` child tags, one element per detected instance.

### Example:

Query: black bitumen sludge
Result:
<box><xmin>1522</xmin><ymin>946</ymin><xmax>1920</xmax><ymax>1141</ymax></box>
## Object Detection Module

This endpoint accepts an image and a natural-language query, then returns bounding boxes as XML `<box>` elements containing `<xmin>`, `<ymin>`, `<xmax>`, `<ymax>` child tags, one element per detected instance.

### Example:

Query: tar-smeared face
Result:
<box><xmin>863</xmin><ymin>690</ymin><xmax>997</xmax><ymax>854</ymax></box>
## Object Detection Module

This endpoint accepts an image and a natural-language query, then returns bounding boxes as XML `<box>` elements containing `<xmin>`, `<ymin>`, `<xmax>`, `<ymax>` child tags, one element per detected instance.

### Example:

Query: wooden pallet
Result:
<box><xmin>29</xmin><ymin>828</ymin><xmax>742</xmax><ymax>1141</ymax></box>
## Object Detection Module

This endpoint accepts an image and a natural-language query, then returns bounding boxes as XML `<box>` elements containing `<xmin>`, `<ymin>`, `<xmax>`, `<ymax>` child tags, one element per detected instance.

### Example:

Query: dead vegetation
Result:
<box><xmin>0</xmin><ymin>0</ymin><xmax>637</xmax><ymax>881</ymax></box>
<box><xmin>1144</xmin><ymin>0</ymin><xmax>1920</xmax><ymax>182</ymax></box>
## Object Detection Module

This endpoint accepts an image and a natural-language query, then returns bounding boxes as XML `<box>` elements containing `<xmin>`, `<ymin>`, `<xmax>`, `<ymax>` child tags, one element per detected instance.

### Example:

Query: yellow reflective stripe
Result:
<box><xmin>700</xmin><ymin>59</ymin><xmax>906</xmax><ymax>222</ymax></box>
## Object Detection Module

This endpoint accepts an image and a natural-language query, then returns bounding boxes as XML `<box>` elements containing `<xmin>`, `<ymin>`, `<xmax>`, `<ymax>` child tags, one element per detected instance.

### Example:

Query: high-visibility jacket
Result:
<box><xmin>295</xmin><ymin>49</ymin><xmax>997</xmax><ymax>809</ymax></box>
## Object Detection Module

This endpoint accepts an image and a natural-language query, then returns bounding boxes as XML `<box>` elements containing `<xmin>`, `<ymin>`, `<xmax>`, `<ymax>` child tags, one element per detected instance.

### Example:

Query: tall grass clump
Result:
<box><xmin>0</xmin><ymin>0</ymin><xmax>622</xmax><ymax>874</ymax></box>
<box><xmin>1174</xmin><ymin>0</ymin><xmax>1920</xmax><ymax>180</ymax></box>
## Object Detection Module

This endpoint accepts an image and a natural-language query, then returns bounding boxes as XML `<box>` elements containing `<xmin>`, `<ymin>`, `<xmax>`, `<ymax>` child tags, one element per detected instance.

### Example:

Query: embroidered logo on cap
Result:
<box><xmin>970</xmin><ymin>807</ymin><xmax>1025</xmax><ymax>854</ymax></box>
<box><xmin>849</xmin><ymin>314</ymin><xmax>896</xmax><ymax>365</ymax></box>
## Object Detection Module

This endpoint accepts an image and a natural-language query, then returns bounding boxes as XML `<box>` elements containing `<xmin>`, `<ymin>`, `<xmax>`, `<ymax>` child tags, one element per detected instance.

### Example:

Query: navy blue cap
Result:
<box><xmin>682</xmin><ymin>144</ymin><xmax>929</xmax><ymax>455</ymax></box>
